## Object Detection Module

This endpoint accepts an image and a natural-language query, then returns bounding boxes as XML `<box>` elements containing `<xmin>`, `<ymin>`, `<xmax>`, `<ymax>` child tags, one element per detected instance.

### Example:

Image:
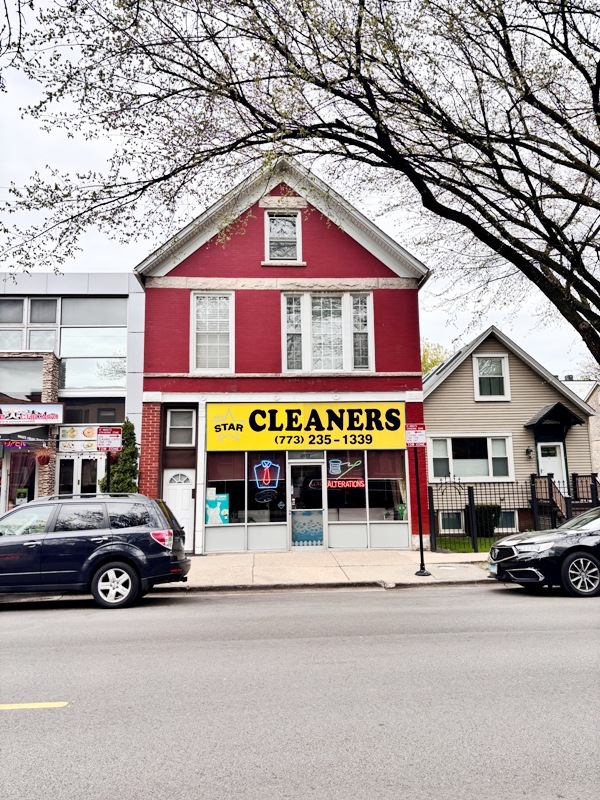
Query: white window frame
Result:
<box><xmin>166</xmin><ymin>408</ymin><xmax>197</xmax><ymax>447</ymax></box>
<box><xmin>496</xmin><ymin>509</ymin><xmax>519</xmax><ymax>533</ymax></box>
<box><xmin>438</xmin><ymin>509</ymin><xmax>465</xmax><ymax>534</ymax></box>
<box><xmin>428</xmin><ymin>433</ymin><xmax>515</xmax><ymax>483</ymax></box>
<box><xmin>281</xmin><ymin>292</ymin><xmax>375</xmax><ymax>373</ymax></box>
<box><xmin>473</xmin><ymin>353</ymin><xmax>511</xmax><ymax>401</ymax></box>
<box><xmin>263</xmin><ymin>210</ymin><xmax>304</xmax><ymax>266</ymax></box>
<box><xmin>190</xmin><ymin>292</ymin><xmax>235</xmax><ymax>375</ymax></box>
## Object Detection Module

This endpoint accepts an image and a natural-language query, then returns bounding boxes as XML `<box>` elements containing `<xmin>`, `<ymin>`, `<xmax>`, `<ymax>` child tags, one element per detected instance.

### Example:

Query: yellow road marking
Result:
<box><xmin>0</xmin><ymin>702</ymin><xmax>69</xmax><ymax>710</ymax></box>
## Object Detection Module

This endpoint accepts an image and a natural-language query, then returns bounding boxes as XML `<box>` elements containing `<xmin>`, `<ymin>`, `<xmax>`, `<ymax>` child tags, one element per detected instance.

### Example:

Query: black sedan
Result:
<box><xmin>488</xmin><ymin>506</ymin><xmax>600</xmax><ymax>597</ymax></box>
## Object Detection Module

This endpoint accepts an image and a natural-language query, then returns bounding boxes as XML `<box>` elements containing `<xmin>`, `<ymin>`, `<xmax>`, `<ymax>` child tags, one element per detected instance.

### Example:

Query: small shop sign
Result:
<box><xmin>97</xmin><ymin>427</ymin><xmax>123</xmax><ymax>453</ymax></box>
<box><xmin>59</xmin><ymin>425</ymin><xmax>100</xmax><ymax>452</ymax></box>
<box><xmin>0</xmin><ymin>404</ymin><xmax>63</xmax><ymax>424</ymax></box>
<box><xmin>206</xmin><ymin>402</ymin><xmax>406</xmax><ymax>451</ymax></box>
<box><xmin>405</xmin><ymin>423</ymin><xmax>427</xmax><ymax>448</ymax></box>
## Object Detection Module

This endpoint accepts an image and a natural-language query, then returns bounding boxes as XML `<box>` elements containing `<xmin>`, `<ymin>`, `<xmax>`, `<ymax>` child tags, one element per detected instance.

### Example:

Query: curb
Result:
<box><xmin>151</xmin><ymin>577</ymin><xmax>491</xmax><ymax>594</ymax></box>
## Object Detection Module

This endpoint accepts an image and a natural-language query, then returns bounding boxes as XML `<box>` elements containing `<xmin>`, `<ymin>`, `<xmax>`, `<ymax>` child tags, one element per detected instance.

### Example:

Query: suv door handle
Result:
<box><xmin>90</xmin><ymin>536</ymin><xmax>109</xmax><ymax>542</ymax></box>
<box><xmin>23</xmin><ymin>541</ymin><xmax>39</xmax><ymax>548</ymax></box>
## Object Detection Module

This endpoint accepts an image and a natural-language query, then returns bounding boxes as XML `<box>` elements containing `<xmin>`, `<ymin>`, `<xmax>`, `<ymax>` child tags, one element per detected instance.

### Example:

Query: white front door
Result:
<box><xmin>537</xmin><ymin>442</ymin><xmax>566</xmax><ymax>485</ymax></box>
<box><xmin>163</xmin><ymin>469</ymin><xmax>195</xmax><ymax>552</ymax></box>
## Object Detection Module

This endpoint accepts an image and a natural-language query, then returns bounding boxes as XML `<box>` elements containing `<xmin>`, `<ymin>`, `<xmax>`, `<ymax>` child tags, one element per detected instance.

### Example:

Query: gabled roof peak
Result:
<box><xmin>423</xmin><ymin>325</ymin><xmax>593</xmax><ymax>416</ymax></box>
<box><xmin>134</xmin><ymin>157</ymin><xmax>429</xmax><ymax>282</ymax></box>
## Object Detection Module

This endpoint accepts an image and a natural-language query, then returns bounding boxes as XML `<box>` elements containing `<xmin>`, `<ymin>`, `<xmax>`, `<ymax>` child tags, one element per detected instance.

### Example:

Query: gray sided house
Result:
<box><xmin>423</xmin><ymin>327</ymin><xmax>596</xmax><ymax>540</ymax></box>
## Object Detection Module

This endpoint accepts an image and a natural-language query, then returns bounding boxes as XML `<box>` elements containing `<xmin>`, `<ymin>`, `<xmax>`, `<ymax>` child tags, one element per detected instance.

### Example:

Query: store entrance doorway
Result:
<box><xmin>56</xmin><ymin>454</ymin><xmax>106</xmax><ymax>496</ymax></box>
<box><xmin>288</xmin><ymin>462</ymin><xmax>326</xmax><ymax>547</ymax></box>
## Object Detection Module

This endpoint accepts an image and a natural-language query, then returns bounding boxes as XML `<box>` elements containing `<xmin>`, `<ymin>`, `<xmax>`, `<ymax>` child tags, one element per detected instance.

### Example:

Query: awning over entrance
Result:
<box><xmin>524</xmin><ymin>402</ymin><xmax>584</xmax><ymax>443</ymax></box>
<box><xmin>0</xmin><ymin>426</ymin><xmax>49</xmax><ymax>441</ymax></box>
<box><xmin>524</xmin><ymin>402</ymin><xmax>584</xmax><ymax>428</ymax></box>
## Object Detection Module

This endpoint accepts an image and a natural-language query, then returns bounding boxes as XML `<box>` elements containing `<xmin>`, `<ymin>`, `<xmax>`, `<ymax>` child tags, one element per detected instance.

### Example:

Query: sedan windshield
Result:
<box><xmin>559</xmin><ymin>507</ymin><xmax>600</xmax><ymax>530</ymax></box>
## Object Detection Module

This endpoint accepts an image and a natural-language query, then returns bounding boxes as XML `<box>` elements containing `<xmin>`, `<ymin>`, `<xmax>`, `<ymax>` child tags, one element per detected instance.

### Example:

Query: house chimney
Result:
<box><xmin>564</xmin><ymin>374</ymin><xmax>574</xmax><ymax>381</ymax></box>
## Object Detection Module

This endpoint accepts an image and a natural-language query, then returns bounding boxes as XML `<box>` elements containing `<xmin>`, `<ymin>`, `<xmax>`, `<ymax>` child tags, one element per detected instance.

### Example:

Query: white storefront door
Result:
<box><xmin>537</xmin><ymin>442</ymin><xmax>566</xmax><ymax>485</ymax></box>
<box><xmin>56</xmin><ymin>454</ymin><xmax>107</xmax><ymax>496</ymax></box>
<box><xmin>163</xmin><ymin>469</ymin><xmax>195</xmax><ymax>552</ymax></box>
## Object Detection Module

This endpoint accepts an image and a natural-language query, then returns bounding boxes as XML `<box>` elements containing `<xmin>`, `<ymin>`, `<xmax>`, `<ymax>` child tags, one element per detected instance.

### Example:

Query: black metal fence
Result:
<box><xmin>428</xmin><ymin>474</ymin><xmax>600</xmax><ymax>553</ymax></box>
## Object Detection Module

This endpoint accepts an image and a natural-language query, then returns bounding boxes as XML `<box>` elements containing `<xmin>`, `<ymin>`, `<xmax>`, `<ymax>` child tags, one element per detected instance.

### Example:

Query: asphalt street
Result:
<box><xmin>0</xmin><ymin>584</ymin><xmax>598</xmax><ymax>800</ymax></box>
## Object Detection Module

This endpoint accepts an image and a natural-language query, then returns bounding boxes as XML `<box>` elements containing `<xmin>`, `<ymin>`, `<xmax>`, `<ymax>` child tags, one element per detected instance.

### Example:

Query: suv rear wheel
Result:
<box><xmin>91</xmin><ymin>562</ymin><xmax>139</xmax><ymax>609</ymax></box>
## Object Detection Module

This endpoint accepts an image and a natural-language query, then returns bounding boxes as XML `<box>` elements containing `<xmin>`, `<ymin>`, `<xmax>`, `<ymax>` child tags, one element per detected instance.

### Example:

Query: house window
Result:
<box><xmin>497</xmin><ymin>510</ymin><xmax>518</xmax><ymax>532</ymax></box>
<box><xmin>192</xmin><ymin>293</ymin><xmax>233</xmax><ymax>372</ymax></box>
<box><xmin>430</xmin><ymin>436</ymin><xmax>511</xmax><ymax>480</ymax></box>
<box><xmin>283</xmin><ymin>293</ymin><xmax>373</xmax><ymax>372</ymax></box>
<box><xmin>439</xmin><ymin>510</ymin><xmax>464</xmax><ymax>533</ymax></box>
<box><xmin>266</xmin><ymin>212</ymin><xmax>300</xmax><ymax>262</ymax></box>
<box><xmin>167</xmin><ymin>409</ymin><xmax>196</xmax><ymax>447</ymax></box>
<box><xmin>473</xmin><ymin>355</ymin><xmax>510</xmax><ymax>400</ymax></box>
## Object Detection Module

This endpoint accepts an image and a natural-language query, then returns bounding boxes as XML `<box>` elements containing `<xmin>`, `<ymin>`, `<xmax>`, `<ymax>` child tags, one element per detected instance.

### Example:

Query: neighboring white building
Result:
<box><xmin>564</xmin><ymin>379</ymin><xmax>600</xmax><ymax>475</ymax></box>
<box><xmin>0</xmin><ymin>273</ymin><xmax>144</xmax><ymax>509</ymax></box>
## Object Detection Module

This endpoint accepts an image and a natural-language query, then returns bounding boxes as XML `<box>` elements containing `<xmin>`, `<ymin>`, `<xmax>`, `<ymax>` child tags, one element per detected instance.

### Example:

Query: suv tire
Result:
<box><xmin>91</xmin><ymin>562</ymin><xmax>139</xmax><ymax>609</ymax></box>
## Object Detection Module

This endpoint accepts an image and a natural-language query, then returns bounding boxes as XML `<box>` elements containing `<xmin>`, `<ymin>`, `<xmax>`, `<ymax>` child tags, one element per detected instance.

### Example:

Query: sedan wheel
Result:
<box><xmin>91</xmin><ymin>562</ymin><xmax>139</xmax><ymax>609</ymax></box>
<box><xmin>561</xmin><ymin>552</ymin><xmax>600</xmax><ymax>598</ymax></box>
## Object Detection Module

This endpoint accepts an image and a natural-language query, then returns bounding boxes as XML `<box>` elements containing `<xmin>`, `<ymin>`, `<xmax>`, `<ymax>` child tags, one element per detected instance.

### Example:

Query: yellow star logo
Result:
<box><xmin>212</xmin><ymin>408</ymin><xmax>245</xmax><ymax>441</ymax></box>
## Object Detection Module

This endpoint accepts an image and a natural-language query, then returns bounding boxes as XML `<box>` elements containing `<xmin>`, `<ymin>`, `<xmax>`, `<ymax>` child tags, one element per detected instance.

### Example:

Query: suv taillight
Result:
<box><xmin>151</xmin><ymin>529</ymin><xmax>173</xmax><ymax>550</ymax></box>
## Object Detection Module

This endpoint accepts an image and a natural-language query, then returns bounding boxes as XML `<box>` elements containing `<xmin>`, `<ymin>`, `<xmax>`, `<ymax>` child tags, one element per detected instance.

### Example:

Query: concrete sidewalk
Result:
<box><xmin>158</xmin><ymin>549</ymin><xmax>491</xmax><ymax>592</ymax></box>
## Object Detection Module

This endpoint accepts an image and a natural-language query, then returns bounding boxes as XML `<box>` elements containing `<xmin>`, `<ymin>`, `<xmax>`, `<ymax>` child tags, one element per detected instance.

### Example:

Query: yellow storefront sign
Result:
<box><xmin>206</xmin><ymin>402</ymin><xmax>406</xmax><ymax>451</ymax></box>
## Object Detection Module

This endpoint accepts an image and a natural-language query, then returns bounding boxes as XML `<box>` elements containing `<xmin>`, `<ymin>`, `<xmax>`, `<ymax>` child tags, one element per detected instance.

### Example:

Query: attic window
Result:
<box><xmin>473</xmin><ymin>354</ymin><xmax>511</xmax><ymax>401</ymax></box>
<box><xmin>264</xmin><ymin>211</ymin><xmax>304</xmax><ymax>265</ymax></box>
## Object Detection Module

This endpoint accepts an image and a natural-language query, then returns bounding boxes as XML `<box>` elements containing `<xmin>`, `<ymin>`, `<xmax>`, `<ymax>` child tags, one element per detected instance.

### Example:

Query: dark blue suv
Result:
<box><xmin>0</xmin><ymin>494</ymin><xmax>191</xmax><ymax>608</ymax></box>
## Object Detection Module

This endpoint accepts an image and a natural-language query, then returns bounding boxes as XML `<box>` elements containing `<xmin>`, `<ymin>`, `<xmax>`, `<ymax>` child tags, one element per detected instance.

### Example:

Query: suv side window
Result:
<box><xmin>53</xmin><ymin>504</ymin><xmax>106</xmax><ymax>532</ymax></box>
<box><xmin>0</xmin><ymin>505</ymin><xmax>54</xmax><ymax>537</ymax></box>
<box><xmin>107</xmin><ymin>503</ymin><xmax>156</xmax><ymax>530</ymax></box>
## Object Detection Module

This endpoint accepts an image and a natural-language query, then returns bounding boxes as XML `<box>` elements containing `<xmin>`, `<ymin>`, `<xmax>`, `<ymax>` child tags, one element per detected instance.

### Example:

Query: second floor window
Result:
<box><xmin>284</xmin><ymin>293</ymin><xmax>372</xmax><ymax>372</ymax></box>
<box><xmin>473</xmin><ymin>354</ymin><xmax>510</xmax><ymax>400</ymax></box>
<box><xmin>266</xmin><ymin>212</ymin><xmax>300</xmax><ymax>262</ymax></box>
<box><xmin>193</xmin><ymin>293</ymin><xmax>233</xmax><ymax>371</ymax></box>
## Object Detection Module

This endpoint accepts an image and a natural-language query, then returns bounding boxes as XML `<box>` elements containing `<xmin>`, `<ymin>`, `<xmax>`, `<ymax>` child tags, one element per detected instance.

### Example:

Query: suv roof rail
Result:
<box><xmin>34</xmin><ymin>492</ymin><xmax>145</xmax><ymax>501</ymax></box>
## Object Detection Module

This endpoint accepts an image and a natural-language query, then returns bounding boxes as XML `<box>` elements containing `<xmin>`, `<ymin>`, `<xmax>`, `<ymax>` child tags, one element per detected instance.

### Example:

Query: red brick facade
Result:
<box><xmin>139</xmin><ymin>168</ymin><xmax>429</xmax><ymax>550</ymax></box>
<box><xmin>139</xmin><ymin>403</ymin><xmax>161</xmax><ymax>498</ymax></box>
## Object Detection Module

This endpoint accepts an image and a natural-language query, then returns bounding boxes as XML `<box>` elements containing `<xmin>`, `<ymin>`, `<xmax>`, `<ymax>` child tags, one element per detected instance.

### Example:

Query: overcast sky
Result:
<box><xmin>1</xmin><ymin>70</ymin><xmax>591</xmax><ymax>379</ymax></box>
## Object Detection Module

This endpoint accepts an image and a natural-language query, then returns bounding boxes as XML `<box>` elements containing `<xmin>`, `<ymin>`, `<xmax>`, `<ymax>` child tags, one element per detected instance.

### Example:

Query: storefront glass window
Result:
<box><xmin>29</xmin><ymin>329</ymin><xmax>56</xmax><ymax>351</ymax></box>
<box><xmin>7</xmin><ymin>451</ymin><xmax>37</xmax><ymax>510</ymax></box>
<box><xmin>60</xmin><ymin>327</ymin><xmax>127</xmax><ymax>358</ymax></box>
<box><xmin>367</xmin><ymin>450</ymin><xmax>407</xmax><ymax>521</ymax></box>
<box><xmin>206</xmin><ymin>452</ymin><xmax>245</xmax><ymax>525</ymax></box>
<box><xmin>326</xmin><ymin>450</ymin><xmax>366</xmax><ymax>521</ymax></box>
<box><xmin>30</xmin><ymin>299</ymin><xmax>57</xmax><ymax>323</ymax></box>
<box><xmin>0</xmin><ymin>329</ymin><xmax>24</xmax><ymax>350</ymax></box>
<box><xmin>0</xmin><ymin>299</ymin><xmax>23</xmax><ymax>323</ymax></box>
<box><xmin>59</xmin><ymin>357</ymin><xmax>126</xmax><ymax>389</ymax></box>
<box><xmin>61</xmin><ymin>298</ymin><xmax>127</xmax><ymax>326</ymax></box>
<box><xmin>247</xmin><ymin>452</ymin><xmax>287</xmax><ymax>523</ymax></box>
<box><xmin>0</xmin><ymin>359</ymin><xmax>43</xmax><ymax>401</ymax></box>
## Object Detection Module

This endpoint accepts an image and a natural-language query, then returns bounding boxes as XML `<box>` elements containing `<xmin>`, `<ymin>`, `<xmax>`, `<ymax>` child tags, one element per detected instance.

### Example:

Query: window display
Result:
<box><xmin>247</xmin><ymin>452</ymin><xmax>286</xmax><ymax>523</ymax></box>
<box><xmin>205</xmin><ymin>452</ymin><xmax>245</xmax><ymax>524</ymax></box>
<box><xmin>367</xmin><ymin>450</ymin><xmax>407</xmax><ymax>520</ymax></box>
<box><xmin>326</xmin><ymin>450</ymin><xmax>366</xmax><ymax>521</ymax></box>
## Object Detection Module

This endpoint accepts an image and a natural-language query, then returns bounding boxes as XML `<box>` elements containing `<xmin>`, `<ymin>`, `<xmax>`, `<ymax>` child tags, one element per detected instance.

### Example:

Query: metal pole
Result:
<box><xmin>414</xmin><ymin>446</ymin><xmax>430</xmax><ymax>577</ymax></box>
<box><xmin>106</xmin><ymin>452</ymin><xmax>111</xmax><ymax>493</ymax></box>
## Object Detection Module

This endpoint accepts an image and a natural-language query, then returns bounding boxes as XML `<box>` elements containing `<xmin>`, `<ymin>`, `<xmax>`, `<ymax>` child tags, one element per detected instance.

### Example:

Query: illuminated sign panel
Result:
<box><xmin>206</xmin><ymin>402</ymin><xmax>406</xmax><ymax>451</ymax></box>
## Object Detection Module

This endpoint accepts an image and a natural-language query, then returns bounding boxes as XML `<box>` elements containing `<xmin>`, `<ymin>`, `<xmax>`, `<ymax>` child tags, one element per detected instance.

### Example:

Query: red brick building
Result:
<box><xmin>136</xmin><ymin>160</ymin><xmax>429</xmax><ymax>553</ymax></box>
